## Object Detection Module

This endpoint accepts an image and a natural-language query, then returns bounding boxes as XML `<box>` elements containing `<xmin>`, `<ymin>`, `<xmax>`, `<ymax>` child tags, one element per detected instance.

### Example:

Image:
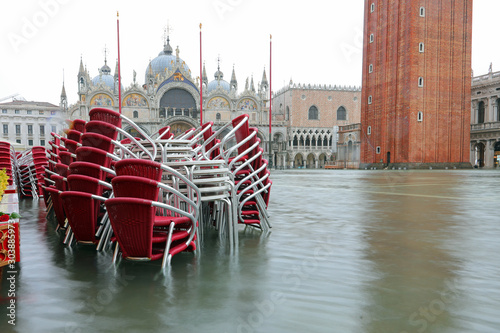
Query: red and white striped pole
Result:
<box><xmin>199</xmin><ymin>23</ymin><xmax>203</xmax><ymax>126</ymax></box>
<box><xmin>269</xmin><ymin>34</ymin><xmax>273</xmax><ymax>168</ymax></box>
<box><xmin>117</xmin><ymin>11</ymin><xmax>122</xmax><ymax>114</ymax></box>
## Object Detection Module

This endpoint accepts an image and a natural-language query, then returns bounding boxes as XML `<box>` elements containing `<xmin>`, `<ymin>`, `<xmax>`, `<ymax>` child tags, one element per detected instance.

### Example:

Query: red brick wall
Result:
<box><xmin>361</xmin><ymin>0</ymin><xmax>472</xmax><ymax>165</ymax></box>
<box><xmin>273</xmin><ymin>87</ymin><xmax>361</xmax><ymax>128</ymax></box>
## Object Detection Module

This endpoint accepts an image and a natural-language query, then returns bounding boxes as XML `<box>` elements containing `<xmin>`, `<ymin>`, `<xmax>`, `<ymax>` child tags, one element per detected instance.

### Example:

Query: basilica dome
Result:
<box><xmin>91</xmin><ymin>61</ymin><xmax>120</xmax><ymax>90</ymax></box>
<box><xmin>145</xmin><ymin>38</ymin><xmax>190</xmax><ymax>82</ymax></box>
<box><xmin>207</xmin><ymin>69</ymin><xmax>230</xmax><ymax>93</ymax></box>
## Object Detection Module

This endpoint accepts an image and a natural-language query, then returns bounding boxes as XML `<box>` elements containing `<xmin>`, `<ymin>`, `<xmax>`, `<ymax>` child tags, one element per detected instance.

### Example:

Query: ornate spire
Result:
<box><xmin>230</xmin><ymin>64</ymin><xmax>237</xmax><ymax>91</ymax></box>
<box><xmin>202</xmin><ymin>61</ymin><xmax>208</xmax><ymax>85</ymax></box>
<box><xmin>114</xmin><ymin>58</ymin><xmax>119</xmax><ymax>79</ymax></box>
<box><xmin>250</xmin><ymin>75</ymin><xmax>255</xmax><ymax>92</ymax></box>
<box><xmin>78</xmin><ymin>56</ymin><xmax>85</xmax><ymax>75</ymax></box>
<box><xmin>60</xmin><ymin>70</ymin><xmax>67</xmax><ymax>110</ymax></box>
<box><xmin>261</xmin><ymin>67</ymin><xmax>268</xmax><ymax>88</ymax></box>
<box><xmin>161</xmin><ymin>25</ymin><xmax>173</xmax><ymax>55</ymax></box>
<box><xmin>214</xmin><ymin>55</ymin><xmax>223</xmax><ymax>81</ymax></box>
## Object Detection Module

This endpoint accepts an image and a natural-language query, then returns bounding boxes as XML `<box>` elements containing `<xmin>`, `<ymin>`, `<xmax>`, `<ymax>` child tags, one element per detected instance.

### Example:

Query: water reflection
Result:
<box><xmin>359</xmin><ymin>172</ymin><xmax>463</xmax><ymax>333</ymax></box>
<box><xmin>1</xmin><ymin>170</ymin><xmax>500</xmax><ymax>333</ymax></box>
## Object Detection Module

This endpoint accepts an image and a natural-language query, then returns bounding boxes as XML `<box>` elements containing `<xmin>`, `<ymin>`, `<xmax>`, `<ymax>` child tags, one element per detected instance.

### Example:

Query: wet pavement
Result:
<box><xmin>1</xmin><ymin>169</ymin><xmax>500</xmax><ymax>333</ymax></box>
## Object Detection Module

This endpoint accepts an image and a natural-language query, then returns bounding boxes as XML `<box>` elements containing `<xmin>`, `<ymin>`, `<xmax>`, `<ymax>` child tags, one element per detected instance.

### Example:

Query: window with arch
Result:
<box><xmin>420</xmin><ymin>7</ymin><xmax>425</xmax><ymax>17</ymax></box>
<box><xmin>419</xmin><ymin>42</ymin><xmax>425</xmax><ymax>53</ymax></box>
<box><xmin>318</xmin><ymin>136</ymin><xmax>322</xmax><ymax>147</ymax></box>
<box><xmin>417</xmin><ymin>111</ymin><xmax>423</xmax><ymax>122</ymax></box>
<box><xmin>369</xmin><ymin>34</ymin><xmax>374</xmax><ymax>43</ymax></box>
<box><xmin>368</xmin><ymin>95</ymin><xmax>372</xmax><ymax>104</ymax></box>
<box><xmin>369</xmin><ymin>64</ymin><xmax>373</xmax><ymax>73</ymax></box>
<box><xmin>216</xmin><ymin>113</ymin><xmax>221</xmax><ymax>120</ymax></box>
<box><xmin>293</xmin><ymin>135</ymin><xmax>298</xmax><ymax>147</ymax></box>
<box><xmin>370</xmin><ymin>3</ymin><xmax>375</xmax><ymax>12</ymax></box>
<box><xmin>418</xmin><ymin>77</ymin><xmax>424</xmax><ymax>87</ymax></box>
<box><xmin>367</xmin><ymin>126</ymin><xmax>372</xmax><ymax>135</ymax></box>
<box><xmin>311</xmin><ymin>136</ymin><xmax>316</xmax><ymax>147</ymax></box>
<box><xmin>323</xmin><ymin>137</ymin><xmax>328</xmax><ymax>147</ymax></box>
<box><xmin>478</xmin><ymin>101</ymin><xmax>485</xmax><ymax>124</ymax></box>
<box><xmin>337</xmin><ymin>106</ymin><xmax>347</xmax><ymax>120</ymax></box>
<box><xmin>497</xmin><ymin>99</ymin><xmax>500</xmax><ymax>121</ymax></box>
<box><xmin>286</xmin><ymin>106</ymin><xmax>290</xmax><ymax>120</ymax></box>
<box><xmin>133</xmin><ymin>110</ymin><xmax>138</xmax><ymax>118</ymax></box>
<box><xmin>308</xmin><ymin>106</ymin><xmax>319</xmax><ymax>120</ymax></box>
<box><xmin>299</xmin><ymin>136</ymin><xmax>304</xmax><ymax>146</ymax></box>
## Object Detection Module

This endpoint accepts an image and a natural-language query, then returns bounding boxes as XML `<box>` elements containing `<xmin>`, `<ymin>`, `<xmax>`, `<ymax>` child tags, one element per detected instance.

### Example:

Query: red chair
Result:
<box><xmin>111</xmin><ymin>175</ymin><xmax>195</xmax><ymax>228</ymax></box>
<box><xmin>65</xmin><ymin>129</ymin><xmax>83</xmax><ymax>143</ymax></box>
<box><xmin>44</xmin><ymin>186</ymin><xmax>67</xmax><ymax>230</ymax></box>
<box><xmin>72</xmin><ymin>119</ymin><xmax>87</xmax><ymax>133</ymax></box>
<box><xmin>85</xmin><ymin>120</ymin><xmax>156</xmax><ymax>160</ymax></box>
<box><xmin>105</xmin><ymin>197</ymin><xmax>197</xmax><ymax>268</ymax></box>
<box><xmin>85</xmin><ymin>120</ymin><xmax>119</xmax><ymax>140</ymax></box>
<box><xmin>75</xmin><ymin>146</ymin><xmax>118</xmax><ymax>169</ymax></box>
<box><xmin>113</xmin><ymin>159</ymin><xmax>163</xmax><ymax>181</ymax></box>
<box><xmin>68</xmin><ymin>161</ymin><xmax>115</xmax><ymax>181</ymax></box>
<box><xmin>89</xmin><ymin>107</ymin><xmax>122</xmax><ymax>127</ymax></box>
<box><xmin>61</xmin><ymin>174</ymin><xmax>112</xmax><ymax>245</ymax></box>
<box><xmin>157</xmin><ymin>126</ymin><xmax>173</xmax><ymax>140</ymax></box>
<box><xmin>60</xmin><ymin>191</ymin><xmax>105</xmax><ymax>246</ymax></box>
<box><xmin>61</xmin><ymin>138</ymin><xmax>80</xmax><ymax>154</ymax></box>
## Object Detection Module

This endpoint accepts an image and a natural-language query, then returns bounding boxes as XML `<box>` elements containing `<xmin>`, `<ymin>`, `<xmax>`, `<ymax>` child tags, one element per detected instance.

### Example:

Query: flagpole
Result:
<box><xmin>269</xmin><ymin>34</ymin><xmax>273</xmax><ymax>168</ymax></box>
<box><xmin>117</xmin><ymin>11</ymin><xmax>122</xmax><ymax>114</ymax></box>
<box><xmin>199</xmin><ymin>23</ymin><xmax>203</xmax><ymax>126</ymax></box>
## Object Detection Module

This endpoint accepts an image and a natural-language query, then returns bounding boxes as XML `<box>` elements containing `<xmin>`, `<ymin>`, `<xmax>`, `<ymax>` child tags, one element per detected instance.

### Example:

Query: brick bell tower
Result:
<box><xmin>360</xmin><ymin>0</ymin><xmax>473</xmax><ymax>169</ymax></box>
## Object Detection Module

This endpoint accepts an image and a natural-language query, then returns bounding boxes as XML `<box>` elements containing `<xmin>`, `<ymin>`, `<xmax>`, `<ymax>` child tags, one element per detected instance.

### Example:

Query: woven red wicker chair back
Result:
<box><xmin>105</xmin><ymin>197</ymin><xmax>156</xmax><ymax>258</ymax></box>
<box><xmin>81</xmin><ymin>132</ymin><xmax>115</xmax><ymax>153</ymax></box>
<box><xmin>114</xmin><ymin>159</ymin><xmax>163</xmax><ymax>182</ymax></box>
<box><xmin>89</xmin><ymin>108</ymin><xmax>122</xmax><ymax>127</ymax></box>
<box><xmin>85</xmin><ymin>120</ymin><xmax>119</xmax><ymax>141</ymax></box>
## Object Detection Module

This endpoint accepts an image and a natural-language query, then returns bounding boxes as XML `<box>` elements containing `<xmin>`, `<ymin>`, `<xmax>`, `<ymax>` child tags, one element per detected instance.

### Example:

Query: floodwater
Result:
<box><xmin>1</xmin><ymin>169</ymin><xmax>500</xmax><ymax>333</ymax></box>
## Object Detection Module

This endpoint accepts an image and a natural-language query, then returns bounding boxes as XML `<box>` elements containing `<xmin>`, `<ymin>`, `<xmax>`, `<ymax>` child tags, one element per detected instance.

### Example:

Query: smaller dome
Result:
<box><xmin>207</xmin><ymin>79</ymin><xmax>230</xmax><ymax>93</ymax></box>
<box><xmin>100</xmin><ymin>63</ymin><xmax>111</xmax><ymax>75</ymax></box>
<box><xmin>207</xmin><ymin>67</ymin><xmax>230</xmax><ymax>93</ymax></box>
<box><xmin>92</xmin><ymin>74</ymin><xmax>115</xmax><ymax>89</ymax></box>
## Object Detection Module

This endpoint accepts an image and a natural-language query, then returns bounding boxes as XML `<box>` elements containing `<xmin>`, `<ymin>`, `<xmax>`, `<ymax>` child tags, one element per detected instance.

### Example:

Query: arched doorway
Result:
<box><xmin>318</xmin><ymin>153</ymin><xmax>327</xmax><ymax>168</ymax></box>
<box><xmin>306</xmin><ymin>153</ymin><xmax>315</xmax><ymax>168</ymax></box>
<box><xmin>170</xmin><ymin>121</ymin><xmax>194</xmax><ymax>137</ymax></box>
<box><xmin>494</xmin><ymin>141</ymin><xmax>500</xmax><ymax>168</ymax></box>
<box><xmin>160</xmin><ymin>88</ymin><xmax>197</xmax><ymax>119</ymax></box>
<box><xmin>294</xmin><ymin>153</ymin><xmax>304</xmax><ymax>168</ymax></box>
<box><xmin>474</xmin><ymin>143</ymin><xmax>485</xmax><ymax>167</ymax></box>
<box><xmin>347</xmin><ymin>141</ymin><xmax>354</xmax><ymax>162</ymax></box>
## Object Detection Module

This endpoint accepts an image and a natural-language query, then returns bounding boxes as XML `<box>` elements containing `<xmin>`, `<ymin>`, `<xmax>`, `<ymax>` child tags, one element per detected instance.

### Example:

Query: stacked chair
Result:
<box><xmin>15</xmin><ymin>146</ymin><xmax>48</xmax><ymax>199</ymax></box>
<box><xmin>38</xmin><ymin>107</ymin><xmax>271</xmax><ymax>270</ymax></box>
<box><xmin>0</xmin><ymin>141</ymin><xmax>17</xmax><ymax>187</ymax></box>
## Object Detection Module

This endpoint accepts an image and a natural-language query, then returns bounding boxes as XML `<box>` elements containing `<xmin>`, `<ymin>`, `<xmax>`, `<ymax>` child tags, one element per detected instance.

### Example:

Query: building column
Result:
<box><xmin>493</xmin><ymin>98</ymin><xmax>499</xmax><ymax>121</ymax></box>
<box><xmin>485</xmin><ymin>140</ymin><xmax>495</xmax><ymax>168</ymax></box>
<box><xmin>470</xmin><ymin>142</ymin><xmax>476</xmax><ymax>166</ymax></box>
<box><xmin>489</xmin><ymin>97</ymin><xmax>496</xmax><ymax>122</ymax></box>
<box><xmin>471</xmin><ymin>101</ymin><xmax>476</xmax><ymax>124</ymax></box>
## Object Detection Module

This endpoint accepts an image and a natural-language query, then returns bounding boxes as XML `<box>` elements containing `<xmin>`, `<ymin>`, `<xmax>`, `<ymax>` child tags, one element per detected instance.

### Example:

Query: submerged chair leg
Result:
<box><xmin>161</xmin><ymin>223</ymin><xmax>176</xmax><ymax>270</ymax></box>
<box><xmin>63</xmin><ymin>227</ymin><xmax>74</xmax><ymax>246</ymax></box>
<box><xmin>112</xmin><ymin>242</ymin><xmax>120</xmax><ymax>264</ymax></box>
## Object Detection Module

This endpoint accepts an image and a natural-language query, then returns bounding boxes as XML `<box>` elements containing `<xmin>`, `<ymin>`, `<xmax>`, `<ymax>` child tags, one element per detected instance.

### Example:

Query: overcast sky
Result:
<box><xmin>0</xmin><ymin>0</ymin><xmax>497</xmax><ymax>105</ymax></box>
